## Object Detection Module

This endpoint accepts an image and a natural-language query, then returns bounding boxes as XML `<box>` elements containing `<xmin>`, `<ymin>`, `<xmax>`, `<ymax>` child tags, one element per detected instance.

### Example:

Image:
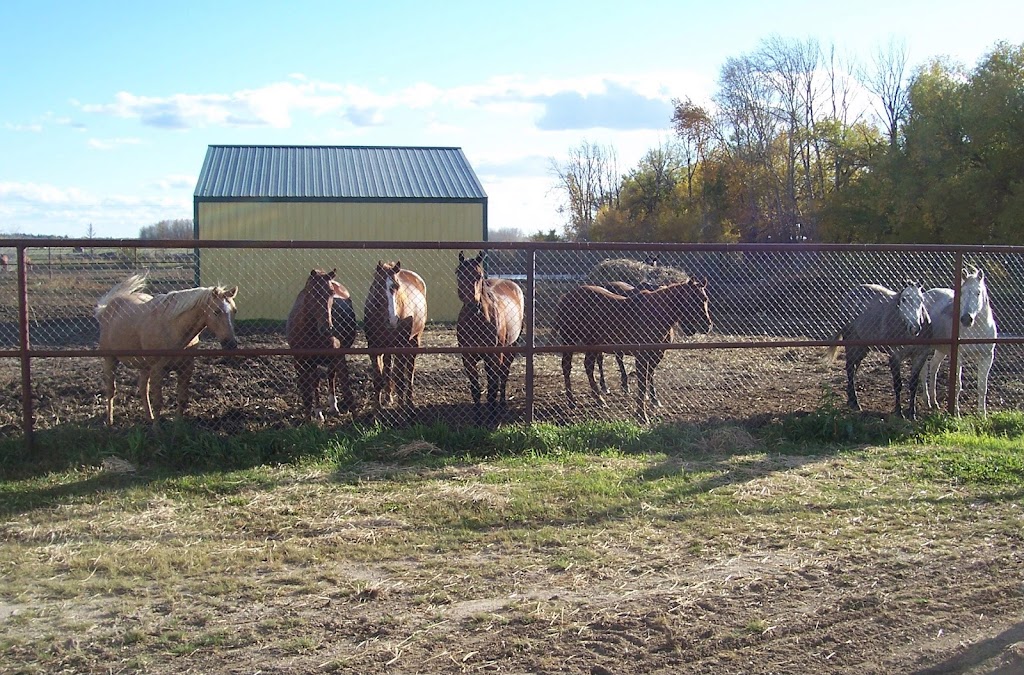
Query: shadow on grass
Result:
<box><xmin>0</xmin><ymin>402</ymin><xmax>1008</xmax><ymax>521</ymax></box>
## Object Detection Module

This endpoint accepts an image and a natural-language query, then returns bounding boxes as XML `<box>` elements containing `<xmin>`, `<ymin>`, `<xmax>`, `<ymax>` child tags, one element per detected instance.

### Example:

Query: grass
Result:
<box><xmin>0</xmin><ymin>408</ymin><xmax>1022</xmax><ymax>672</ymax></box>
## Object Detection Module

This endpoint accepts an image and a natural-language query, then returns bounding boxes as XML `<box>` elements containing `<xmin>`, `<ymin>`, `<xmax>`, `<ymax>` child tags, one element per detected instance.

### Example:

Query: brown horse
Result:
<box><xmin>557</xmin><ymin>279</ymin><xmax>713</xmax><ymax>423</ymax></box>
<box><xmin>455</xmin><ymin>251</ymin><xmax>525</xmax><ymax>422</ymax></box>
<box><xmin>0</xmin><ymin>253</ymin><xmax>8</xmax><ymax>273</ymax></box>
<box><xmin>95</xmin><ymin>273</ymin><xmax>239</xmax><ymax>425</ymax></box>
<box><xmin>598</xmin><ymin>280</ymin><xmax>665</xmax><ymax>400</ymax></box>
<box><xmin>286</xmin><ymin>269</ymin><xmax>357</xmax><ymax>423</ymax></box>
<box><xmin>363</xmin><ymin>260</ymin><xmax>427</xmax><ymax>413</ymax></box>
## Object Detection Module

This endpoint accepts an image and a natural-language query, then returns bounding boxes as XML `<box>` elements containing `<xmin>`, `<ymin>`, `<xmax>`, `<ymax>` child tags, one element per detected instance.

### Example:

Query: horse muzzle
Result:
<box><xmin>961</xmin><ymin>314</ymin><xmax>975</xmax><ymax>328</ymax></box>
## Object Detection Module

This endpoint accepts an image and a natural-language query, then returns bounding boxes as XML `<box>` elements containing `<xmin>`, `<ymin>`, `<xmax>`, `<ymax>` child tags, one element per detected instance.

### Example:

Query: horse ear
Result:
<box><xmin>310</xmin><ymin>269</ymin><xmax>317</xmax><ymax>277</ymax></box>
<box><xmin>395</xmin><ymin>260</ymin><xmax>402</xmax><ymax>272</ymax></box>
<box><xmin>377</xmin><ymin>260</ymin><xmax>384</xmax><ymax>271</ymax></box>
<box><xmin>328</xmin><ymin>268</ymin><xmax>337</xmax><ymax>279</ymax></box>
<box><xmin>459</xmin><ymin>251</ymin><xmax>465</xmax><ymax>263</ymax></box>
<box><xmin>978</xmin><ymin>268</ymin><xmax>985</xmax><ymax>279</ymax></box>
<box><xmin>475</xmin><ymin>252</ymin><xmax>486</xmax><ymax>264</ymax></box>
<box><xmin>223</xmin><ymin>286</ymin><xmax>238</xmax><ymax>299</ymax></box>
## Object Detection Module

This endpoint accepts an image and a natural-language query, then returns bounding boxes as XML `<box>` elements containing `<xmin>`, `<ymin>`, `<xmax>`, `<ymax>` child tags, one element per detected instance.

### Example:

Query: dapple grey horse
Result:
<box><xmin>919</xmin><ymin>266</ymin><xmax>998</xmax><ymax>416</ymax></box>
<box><xmin>825</xmin><ymin>283</ymin><xmax>931</xmax><ymax>419</ymax></box>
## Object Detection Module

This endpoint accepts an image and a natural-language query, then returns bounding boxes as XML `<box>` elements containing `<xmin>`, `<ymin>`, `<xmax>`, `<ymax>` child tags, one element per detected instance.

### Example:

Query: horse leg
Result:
<box><xmin>906</xmin><ymin>352</ymin><xmax>929</xmax><ymax>420</ymax></box>
<box><xmin>635</xmin><ymin>357</ymin><xmax>651</xmax><ymax>424</ymax></box>
<box><xmin>845</xmin><ymin>348</ymin><xmax>865</xmax><ymax>410</ymax></box>
<box><xmin>138</xmin><ymin>369</ymin><xmax>155</xmax><ymax>422</ymax></box>
<box><xmin>175</xmin><ymin>358</ymin><xmax>195</xmax><ymax>419</ymax></box>
<box><xmin>924</xmin><ymin>351</ymin><xmax>943</xmax><ymax>409</ymax></box>
<box><xmin>889</xmin><ymin>353</ymin><xmax>905</xmax><ymax>418</ymax></box>
<box><xmin>326</xmin><ymin>357</ymin><xmax>340</xmax><ymax>415</ymax></box>
<box><xmin>337</xmin><ymin>355</ymin><xmax>355</xmax><ymax>413</ymax></box>
<box><xmin>369</xmin><ymin>353</ymin><xmax>385</xmax><ymax>409</ymax></box>
<box><xmin>383</xmin><ymin>353</ymin><xmax>397</xmax><ymax>406</ymax></box>
<box><xmin>296</xmin><ymin>361</ymin><xmax>320</xmax><ymax>422</ymax></box>
<box><xmin>616</xmin><ymin>352</ymin><xmax>630</xmax><ymax>393</ymax></box>
<box><xmin>497</xmin><ymin>353</ymin><xmax>513</xmax><ymax>405</ymax></box>
<box><xmin>150</xmin><ymin>366</ymin><xmax>167</xmax><ymax>420</ymax></box>
<box><xmin>103</xmin><ymin>357</ymin><xmax>118</xmax><ymax>426</ymax></box>
<box><xmin>480</xmin><ymin>355</ymin><xmax>500</xmax><ymax>423</ymax></box>
<box><xmin>561</xmin><ymin>351</ymin><xmax>576</xmax><ymax>405</ymax></box>
<box><xmin>584</xmin><ymin>352</ymin><xmax>606</xmax><ymax>406</ymax></box>
<box><xmin>597</xmin><ymin>354</ymin><xmax>609</xmax><ymax>395</ymax></box>
<box><xmin>978</xmin><ymin>348</ymin><xmax>994</xmax><ymax>417</ymax></box>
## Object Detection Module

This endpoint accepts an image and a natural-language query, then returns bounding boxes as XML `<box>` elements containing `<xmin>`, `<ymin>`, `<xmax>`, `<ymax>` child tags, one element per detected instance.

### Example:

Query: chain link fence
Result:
<box><xmin>2</xmin><ymin>240</ymin><xmax>1022</xmax><ymax>442</ymax></box>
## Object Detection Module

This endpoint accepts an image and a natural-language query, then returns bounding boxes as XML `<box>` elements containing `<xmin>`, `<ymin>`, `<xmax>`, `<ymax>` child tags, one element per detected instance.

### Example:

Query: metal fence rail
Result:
<box><xmin>2</xmin><ymin>238</ymin><xmax>1022</xmax><ymax>447</ymax></box>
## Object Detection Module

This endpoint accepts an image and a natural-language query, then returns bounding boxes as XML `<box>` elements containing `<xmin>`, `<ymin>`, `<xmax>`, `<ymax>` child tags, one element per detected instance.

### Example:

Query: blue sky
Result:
<box><xmin>1</xmin><ymin>0</ymin><xmax>1021</xmax><ymax>239</ymax></box>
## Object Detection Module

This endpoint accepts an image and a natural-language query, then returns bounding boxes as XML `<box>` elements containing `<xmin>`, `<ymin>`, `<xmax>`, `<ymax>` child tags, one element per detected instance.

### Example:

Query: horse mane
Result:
<box><xmin>94</xmin><ymin>272</ymin><xmax>150</xmax><ymax>318</ymax></box>
<box><xmin>153</xmin><ymin>285</ymin><xmax>228</xmax><ymax>321</ymax></box>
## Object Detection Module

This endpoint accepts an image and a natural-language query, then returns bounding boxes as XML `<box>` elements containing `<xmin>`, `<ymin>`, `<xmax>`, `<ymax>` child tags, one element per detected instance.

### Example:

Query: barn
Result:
<box><xmin>192</xmin><ymin>144</ymin><xmax>488</xmax><ymax>322</ymax></box>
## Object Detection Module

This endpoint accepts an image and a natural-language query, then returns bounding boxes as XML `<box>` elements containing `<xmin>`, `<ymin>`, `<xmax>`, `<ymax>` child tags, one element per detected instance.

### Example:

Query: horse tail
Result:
<box><xmin>95</xmin><ymin>272</ymin><xmax>148</xmax><ymax>319</ymax></box>
<box><xmin>822</xmin><ymin>329</ymin><xmax>845</xmax><ymax>364</ymax></box>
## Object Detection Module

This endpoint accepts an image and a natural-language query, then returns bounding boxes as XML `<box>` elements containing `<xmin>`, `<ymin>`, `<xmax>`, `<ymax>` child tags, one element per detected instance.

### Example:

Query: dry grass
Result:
<box><xmin>2</xmin><ymin>441</ymin><xmax>1023</xmax><ymax>674</ymax></box>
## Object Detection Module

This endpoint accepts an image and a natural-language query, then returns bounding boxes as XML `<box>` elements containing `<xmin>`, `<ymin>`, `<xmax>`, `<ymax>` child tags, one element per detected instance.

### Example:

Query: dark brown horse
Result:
<box><xmin>455</xmin><ymin>251</ymin><xmax>525</xmax><ymax>422</ymax></box>
<box><xmin>363</xmin><ymin>260</ymin><xmax>427</xmax><ymax>413</ymax></box>
<box><xmin>598</xmin><ymin>280</ymin><xmax>664</xmax><ymax>400</ymax></box>
<box><xmin>557</xmin><ymin>279</ymin><xmax>713</xmax><ymax>423</ymax></box>
<box><xmin>286</xmin><ymin>269</ymin><xmax>357</xmax><ymax>422</ymax></box>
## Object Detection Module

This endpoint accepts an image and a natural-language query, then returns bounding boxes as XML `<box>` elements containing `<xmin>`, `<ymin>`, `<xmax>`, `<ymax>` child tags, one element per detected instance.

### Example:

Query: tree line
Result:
<box><xmin>551</xmin><ymin>39</ymin><xmax>1023</xmax><ymax>244</ymax></box>
<box><xmin>139</xmin><ymin>219</ymin><xmax>193</xmax><ymax>239</ymax></box>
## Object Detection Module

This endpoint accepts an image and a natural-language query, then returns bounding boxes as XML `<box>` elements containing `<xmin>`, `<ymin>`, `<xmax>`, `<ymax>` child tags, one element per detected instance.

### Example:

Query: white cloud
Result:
<box><xmin>87</xmin><ymin>137</ymin><xmax>143</xmax><ymax>150</ymax></box>
<box><xmin>4</xmin><ymin>122</ymin><xmax>42</xmax><ymax>133</ymax></box>
<box><xmin>153</xmin><ymin>174</ymin><xmax>196</xmax><ymax>191</ymax></box>
<box><xmin>0</xmin><ymin>181</ymin><xmax>191</xmax><ymax>238</ymax></box>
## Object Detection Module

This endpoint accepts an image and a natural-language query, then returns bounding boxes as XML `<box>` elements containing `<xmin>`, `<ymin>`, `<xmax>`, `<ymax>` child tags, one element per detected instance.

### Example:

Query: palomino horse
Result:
<box><xmin>363</xmin><ymin>260</ymin><xmax>427</xmax><ymax>413</ymax></box>
<box><xmin>96</xmin><ymin>273</ymin><xmax>239</xmax><ymax>425</ymax></box>
<box><xmin>557</xmin><ymin>279</ymin><xmax>713</xmax><ymax>423</ymax></box>
<box><xmin>824</xmin><ymin>283</ymin><xmax>931</xmax><ymax>419</ymax></box>
<box><xmin>455</xmin><ymin>251</ymin><xmax>525</xmax><ymax>422</ymax></box>
<box><xmin>286</xmin><ymin>269</ymin><xmax>357</xmax><ymax>422</ymax></box>
<box><xmin>920</xmin><ymin>266</ymin><xmax>998</xmax><ymax>416</ymax></box>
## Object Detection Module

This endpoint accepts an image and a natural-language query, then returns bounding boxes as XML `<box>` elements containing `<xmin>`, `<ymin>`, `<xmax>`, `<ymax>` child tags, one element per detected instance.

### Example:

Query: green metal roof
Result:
<box><xmin>194</xmin><ymin>145</ymin><xmax>487</xmax><ymax>200</ymax></box>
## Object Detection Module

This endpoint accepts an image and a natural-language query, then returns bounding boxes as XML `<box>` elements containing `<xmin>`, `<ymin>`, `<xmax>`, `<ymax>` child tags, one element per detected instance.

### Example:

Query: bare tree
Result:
<box><xmin>550</xmin><ymin>141</ymin><xmax>620</xmax><ymax>241</ymax></box>
<box><xmin>864</xmin><ymin>39</ymin><xmax>910</xmax><ymax>147</ymax></box>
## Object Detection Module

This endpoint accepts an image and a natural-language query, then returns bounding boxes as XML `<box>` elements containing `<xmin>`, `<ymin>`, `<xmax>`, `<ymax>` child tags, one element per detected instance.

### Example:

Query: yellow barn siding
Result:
<box><xmin>197</xmin><ymin>201</ymin><xmax>484</xmax><ymax>321</ymax></box>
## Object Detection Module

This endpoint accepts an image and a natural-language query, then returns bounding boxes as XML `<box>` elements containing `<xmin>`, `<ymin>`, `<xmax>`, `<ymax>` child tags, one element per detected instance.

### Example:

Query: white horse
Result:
<box><xmin>920</xmin><ymin>266</ymin><xmax>998</xmax><ymax>416</ymax></box>
<box><xmin>825</xmin><ymin>283</ymin><xmax>931</xmax><ymax>418</ymax></box>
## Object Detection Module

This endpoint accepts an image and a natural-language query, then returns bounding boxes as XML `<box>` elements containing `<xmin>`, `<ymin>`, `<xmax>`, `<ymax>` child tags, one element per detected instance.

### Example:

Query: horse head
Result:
<box><xmin>960</xmin><ymin>266</ymin><xmax>988</xmax><ymax>327</ymax></box>
<box><xmin>456</xmin><ymin>251</ymin><xmax>486</xmax><ymax>312</ymax></box>
<box><xmin>897</xmin><ymin>283</ymin><xmax>929</xmax><ymax>337</ymax></box>
<box><xmin>204</xmin><ymin>284</ymin><xmax>240</xmax><ymax>349</ymax></box>
<box><xmin>669</xmin><ymin>277</ymin><xmax>713</xmax><ymax>336</ymax></box>
<box><xmin>374</xmin><ymin>260</ymin><xmax>404</xmax><ymax>327</ymax></box>
<box><xmin>304</xmin><ymin>268</ymin><xmax>338</xmax><ymax>338</ymax></box>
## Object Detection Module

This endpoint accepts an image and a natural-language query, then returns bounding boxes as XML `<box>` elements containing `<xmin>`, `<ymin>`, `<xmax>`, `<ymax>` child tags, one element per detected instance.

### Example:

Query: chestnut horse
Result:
<box><xmin>95</xmin><ymin>273</ymin><xmax>239</xmax><ymax>425</ymax></box>
<box><xmin>286</xmin><ymin>269</ymin><xmax>357</xmax><ymax>422</ymax></box>
<box><xmin>455</xmin><ymin>251</ymin><xmax>525</xmax><ymax>422</ymax></box>
<box><xmin>363</xmin><ymin>260</ymin><xmax>427</xmax><ymax>413</ymax></box>
<box><xmin>557</xmin><ymin>279</ymin><xmax>713</xmax><ymax>423</ymax></box>
<box><xmin>0</xmin><ymin>254</ymin><xmax>8</xmax><ymax>273</ymax></box>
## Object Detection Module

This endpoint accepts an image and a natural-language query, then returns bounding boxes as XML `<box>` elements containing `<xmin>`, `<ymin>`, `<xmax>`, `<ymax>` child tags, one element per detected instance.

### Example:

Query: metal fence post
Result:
<box><xmin>524</xmin><ymin>247</ymin><xmax>536</xmax><ymax>425</ymax></box>
<box><xmin>947</xmin><ymin>251</ymin><xmax>964</xmax><ymax>415</ymax></box>
<box><xmin>17</xmin><ymin>245</ymin><xmax>35</xmax><ymax>450</ymax></box>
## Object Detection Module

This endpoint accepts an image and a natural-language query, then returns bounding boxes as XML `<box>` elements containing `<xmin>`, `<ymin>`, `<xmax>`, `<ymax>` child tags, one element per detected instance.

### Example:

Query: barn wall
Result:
<box><xmin>196</xmin><ymin>201</ymin><xmax>484</xmax><ymax>322</ymax></box>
